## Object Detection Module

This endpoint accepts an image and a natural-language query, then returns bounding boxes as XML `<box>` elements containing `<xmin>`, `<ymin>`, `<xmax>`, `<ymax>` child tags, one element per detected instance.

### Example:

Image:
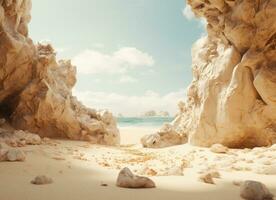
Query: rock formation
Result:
<box><xmin>144</xmin><ymin>0</ymin><xmax>276</xmax><ymax>148</ymax></box>
<box><xmin>141</xmin><ymin>123</ymin><xmax>187</xmax><ymax>148</ymax></box>
<box><xmin>0</xmin><ymin>0</ymin><xmax>119</xmax><ymax>145</ymax></box>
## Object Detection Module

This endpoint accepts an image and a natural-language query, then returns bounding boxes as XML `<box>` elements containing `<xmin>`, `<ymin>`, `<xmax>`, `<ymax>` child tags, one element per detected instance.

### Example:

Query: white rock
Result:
<box><xmin>116</xmin><ymin>167</ymin><xmax>155</xmax><ymax>188</ymax></box>
<box><xmin>141</xmin><ymin>123</ymin><xmax>187</xmax><ymax>148</ymax></box>
<box><xmin>31</xmin><ymin>175</ymin><xmax>53</xmax><ymax>185</ymax></box>
<box><xmin>6</xmin><ymin>149</ymin><xmax>26</xmax><ymax>162</ymax></box>
<box><xmin>210</xmin><ymin>144</ymin><xmax>228</xmax><ymax>153</ymax></box>
<box><xmin>240</xmin><ymin>180</ymin><xmax>274</xmax><ymax>200</ymax></box>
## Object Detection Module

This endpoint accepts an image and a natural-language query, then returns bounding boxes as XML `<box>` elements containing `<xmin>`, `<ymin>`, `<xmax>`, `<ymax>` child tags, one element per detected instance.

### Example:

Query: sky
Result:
<box><xmin>29</xmin><ymin>0</ymin><xmax>205</xmax><ymax>116</ymax></box>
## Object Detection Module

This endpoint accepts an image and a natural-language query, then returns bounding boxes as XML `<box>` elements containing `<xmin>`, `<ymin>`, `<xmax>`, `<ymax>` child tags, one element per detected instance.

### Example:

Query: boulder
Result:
<box><xmin>240</xmin><ymin>180</ymin><xmax>274</xmax><ymax>200</ymax></box>
<box><xmin>116</xmin><ymin>167</ymin><xmax>155</xmax><ymax>188</ymax></box>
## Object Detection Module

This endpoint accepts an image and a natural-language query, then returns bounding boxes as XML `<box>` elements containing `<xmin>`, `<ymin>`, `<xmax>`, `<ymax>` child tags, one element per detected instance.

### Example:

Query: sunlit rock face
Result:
<box><xmin>143</xmin><ymin>0</ymin><xmax>276</xmax><ymax>148</ymax></box>
<box><xmin>0</xmin><ymin>0</ymin><xmax>119</xmax><ymax>145</ymax></box>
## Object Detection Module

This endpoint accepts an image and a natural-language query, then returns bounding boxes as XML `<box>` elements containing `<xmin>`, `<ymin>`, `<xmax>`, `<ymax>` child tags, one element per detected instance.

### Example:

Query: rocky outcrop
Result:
<box><xmin>141</xmin><ymin>123</ymin><xmax>187</xmax><ymax>148</ymax></box>
<box><xmin>145</xmin><ymin>0</ymin><xmax>276</xmax><ymax>148</ymax></box>
<box><xmin>0</xmin><ymin>0</ymin><xmax>119</xmax><ymax>145</ymax></box>
<box><xmin>142</xmin><ymin>110</ymin><xmax>170</xmax><ymax>117</ymax></box>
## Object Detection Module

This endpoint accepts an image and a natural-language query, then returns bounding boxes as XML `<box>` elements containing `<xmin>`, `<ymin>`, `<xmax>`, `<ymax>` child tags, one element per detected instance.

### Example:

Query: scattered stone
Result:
<box><xmin>101</xmin><ymin>182</ymin><xmax>108</xmax><ymax>187</ymax></box>
<box><xmin>240</xmin><ymin>180</ymin><xmax>274</xmax><ymax>200</ymax></box>
<box><xmin>0</xmin><ymin>130</ymin><xmax>42</xmax><ymax>147</ymax></box>
<box><xmin>199</xmin><ymin>172</ymin><xmax>215</xmax><ymax>184</ymax></box>
<box><xmin>14</xmin><ymin>130</ymin><xmax>42</xmax><ymax>145</ymax></box>
<box><xmin>31</xmin><ymin>175</ymin><xmax>53</xmax><ymax>185</ymax></box>
<box><xmin>116</xmin><ymin>167</ymin><xmax>156</xmax><ymax>188</ymax></box>
<box><xmin>210</xmin><ymin>144</ymin><xmax>228</xmax><ymax>153</ymax></box>
<box><xmin>6</xmin><ymin>149</ymin><xmax>26</xmax><ymax>161</ymax></box>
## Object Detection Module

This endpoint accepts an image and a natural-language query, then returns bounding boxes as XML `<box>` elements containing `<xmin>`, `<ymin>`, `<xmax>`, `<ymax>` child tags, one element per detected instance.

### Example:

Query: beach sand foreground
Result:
<box><xmin>0</xmin><ymin>127</ymin><xmax>275</xmax><ymax>200</ymax></box>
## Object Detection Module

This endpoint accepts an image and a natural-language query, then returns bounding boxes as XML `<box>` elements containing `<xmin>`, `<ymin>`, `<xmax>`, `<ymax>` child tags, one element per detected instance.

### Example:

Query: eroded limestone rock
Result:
<box><xmin>147</xmin><ymin>0</ymin><xmax>276</xmax><ymax>148</ymax></box>
<box><xmin>0</xmin><ymin>0</ymin><xmax>119</xmax><ymax>145</ymax></box>
<box><xmin>0</xmin><ymin>129</ymin><xmax>41</xmax><ymax>147</ymax></box>
<box><xmin>141</xmin><ymin>123</ymin><xmax>187</xmax><ymax>148</ymax></box>
<box><xmin>116</xmin><ymin>167</ymin><xmax>156</xmax><ymax>188</ymax></box>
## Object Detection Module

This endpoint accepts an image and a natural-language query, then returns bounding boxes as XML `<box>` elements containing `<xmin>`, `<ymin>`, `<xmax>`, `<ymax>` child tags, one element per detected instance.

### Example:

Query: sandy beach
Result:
<box><xmin>0</xmin><ymin>126</ymin><xmax>275</xmax><ymax>200</ymax></box>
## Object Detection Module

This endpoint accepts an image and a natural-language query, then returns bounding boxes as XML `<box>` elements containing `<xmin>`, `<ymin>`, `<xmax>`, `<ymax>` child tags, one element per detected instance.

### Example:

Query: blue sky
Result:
<box><xmin>29</xmin><ymin>0</ymin><xmax>205</xmax><ymax>116</ymax></box>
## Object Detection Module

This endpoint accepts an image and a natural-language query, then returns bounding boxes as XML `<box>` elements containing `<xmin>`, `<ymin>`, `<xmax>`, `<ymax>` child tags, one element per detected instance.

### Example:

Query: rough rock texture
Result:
<box><xmin>0</xmin><ymin>147</ymin><xmax>25</xmax><ymax>162</ymax></box>
<box><xmin>116</xmin><ymin>167</ymin><xmax>156</xmax><ymax>188</ymax></box>
<box><xmin>0</xmin><ymin>128</ymin><xmax>42</xmax><ymax>147</ymax></box>
<box><xmin>240</xmin><ymin>180</ymin><xmax>274</xmax><ymax>200</ymax></box>
<box><xmin>141</xmin><ymin>123</ymin><xmax>187</xmax><ymax>148</ymax></box>
<box><xmin>146</xmin><ymin>0</ymin><xmax>276</xmax><ymax>148</ymax></box>
<box><xmin>0</xmin><ymin>0</ymin><xmax>119</xmax><ymax>145</ymax></box>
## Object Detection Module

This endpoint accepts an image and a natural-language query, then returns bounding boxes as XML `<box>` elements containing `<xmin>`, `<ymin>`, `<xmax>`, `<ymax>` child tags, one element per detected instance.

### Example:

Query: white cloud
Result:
<box><xmin>182</xmin><ymin>4</ymin><xmax>195</xmax><ymax>20</ymax></box>
<box><xmin>182</xmin><ymin>4</ymin><xmax>207</xmax><ymax>29</ymax></box>
<box><xmin>73</xmin><ymin>89</ymin><xmax>186</xmax><ymax>117</ymax></box>
<box><xmin>119</xmin><ymin>75</ymin><xmax>137</xmax><ymax>83</ymax></box>
<box><xmin>72</xmin><ymin>47</ymin><xmax>154</xmax><ymax>75</ymax></box>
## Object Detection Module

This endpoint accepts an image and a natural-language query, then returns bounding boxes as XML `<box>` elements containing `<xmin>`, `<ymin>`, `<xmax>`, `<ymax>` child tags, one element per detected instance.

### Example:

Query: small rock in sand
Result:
<box><xmin>240</xmin><ymin>180</ymin><xmax>274</xmax><ymax>200</ymax></box>
<box><xmin>198</xmin><ymin>171</ymin><xmax>220</xmax><ymax>184</ymax></box>
<box><xmin>210</xmin><ymin>143</ymin><xmax>228</xmax><ymax>153</ymax></box>
<box><xmin>116</xmin><ymin>167</ymin><xmax>156</xmax><ymax>188</ymax></box>
<box><xmin>101</xmin><ymin>182</ymin><xmax>108</xmax><ymax>187</ymax></box>
<box><xmin>6</xmin><ymin>149</ymin><xmax>26</xmax><ymax>161</ymax></box>
<box><xmin>31</xmin><ymin>175</ymin><xmax>53</xmax><ymax>185</ymax></box>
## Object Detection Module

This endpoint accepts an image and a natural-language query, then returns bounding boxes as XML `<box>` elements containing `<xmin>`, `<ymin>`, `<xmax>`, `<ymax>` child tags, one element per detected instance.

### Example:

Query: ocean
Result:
<box><xmin>117</xmin><ymin>117</ymin><xmax>174</xmax><ymax>127</ymax></box>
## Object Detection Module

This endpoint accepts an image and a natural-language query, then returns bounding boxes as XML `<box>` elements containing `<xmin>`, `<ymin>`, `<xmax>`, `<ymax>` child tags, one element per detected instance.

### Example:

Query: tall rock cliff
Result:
<box><xmin>0</xmin><ymin>0</ymin><xmax>120</xmax><ymax>145</ymax></box>
<box><xmin>142</xmin><ymin>0</ymin><xmax>276</xmax><ymax>148</ymax></box>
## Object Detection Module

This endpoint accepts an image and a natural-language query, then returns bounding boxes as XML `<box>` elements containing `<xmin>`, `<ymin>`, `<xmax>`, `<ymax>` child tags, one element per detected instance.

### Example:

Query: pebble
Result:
<box><xmin>31</xmin><ymin>175</ymin><xmax>53</xmax><ymax>185</ymax></box>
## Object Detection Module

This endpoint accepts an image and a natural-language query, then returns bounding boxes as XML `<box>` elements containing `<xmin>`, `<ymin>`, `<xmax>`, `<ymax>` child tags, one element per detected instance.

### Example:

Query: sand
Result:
<box><xmin>0</xmin><ymin>126</ymin><xmax>275</xmax><ymax>200</ymax></box>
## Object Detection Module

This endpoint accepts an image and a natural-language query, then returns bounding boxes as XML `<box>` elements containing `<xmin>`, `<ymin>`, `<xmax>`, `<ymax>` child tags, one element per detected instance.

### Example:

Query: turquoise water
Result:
<box><xmin>117</xmin><ymin>117</ymin><xmax>174</xmax><ymax>127</ymax></box>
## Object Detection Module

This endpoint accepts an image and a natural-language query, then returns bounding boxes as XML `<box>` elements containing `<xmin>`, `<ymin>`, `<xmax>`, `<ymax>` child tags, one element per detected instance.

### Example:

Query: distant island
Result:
<box><xmin>142</xmin><ymin>110</ymin><xmax>170</xmax><ymax>117</ymax></box>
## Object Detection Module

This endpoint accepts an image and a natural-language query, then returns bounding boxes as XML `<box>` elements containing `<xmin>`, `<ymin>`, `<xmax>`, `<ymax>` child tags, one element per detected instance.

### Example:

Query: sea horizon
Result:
<box><xmin>117</xmin><ymin>116</ymin><xmax>174</xmax><ymax>128</ymax></box>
